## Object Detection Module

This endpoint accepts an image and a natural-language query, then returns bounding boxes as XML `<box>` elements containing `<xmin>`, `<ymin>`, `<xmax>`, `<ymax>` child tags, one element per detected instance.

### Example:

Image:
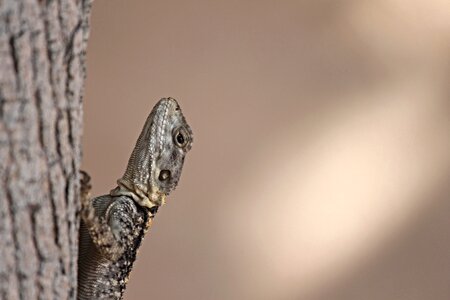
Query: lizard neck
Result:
<box><xmin>110</xmin><ymin>178</ymin><xmax>166</xmax><ymax>213</ymax></box>
<box><xmin>109</xmin><ymin>181</ymin><xmax>158</xmax><ymax>233</ymax></box>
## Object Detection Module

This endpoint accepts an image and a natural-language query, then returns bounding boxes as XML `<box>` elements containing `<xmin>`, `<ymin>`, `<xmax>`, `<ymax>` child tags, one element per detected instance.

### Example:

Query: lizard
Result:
<box><xmin>77</xmin><ymin>97</ymin><xmax>193</xmax><ymax>299</ymax></box>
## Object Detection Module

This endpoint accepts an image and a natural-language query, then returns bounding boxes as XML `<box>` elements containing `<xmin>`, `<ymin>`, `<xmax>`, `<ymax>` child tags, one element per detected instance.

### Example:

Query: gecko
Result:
<box><xmin>77</xmin><ymin>97</ymin><xmax>193</xmax><ymax>299</ymax></box>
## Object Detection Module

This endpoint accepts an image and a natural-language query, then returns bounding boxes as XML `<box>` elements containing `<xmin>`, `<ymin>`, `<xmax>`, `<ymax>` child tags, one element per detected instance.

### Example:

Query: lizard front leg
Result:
<box><xmin>80</xmin><ymin>171</ymin><xmax>124</xmax><ymax>261</ymax></box>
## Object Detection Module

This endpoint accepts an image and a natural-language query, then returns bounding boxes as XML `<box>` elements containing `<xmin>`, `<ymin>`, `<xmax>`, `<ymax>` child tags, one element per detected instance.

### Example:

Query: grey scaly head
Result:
<box><xmin>110</xmin><ymin>97</ymin><xmax>193</xmax><ymax>211</ymax></box>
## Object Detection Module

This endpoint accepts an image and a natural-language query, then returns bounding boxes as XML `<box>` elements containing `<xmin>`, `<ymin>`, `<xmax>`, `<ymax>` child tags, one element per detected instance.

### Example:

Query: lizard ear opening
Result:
<box><xmin>158</xmin><ymin>170</ymin><xmax>171</xmax><ymax>182</ymax></box>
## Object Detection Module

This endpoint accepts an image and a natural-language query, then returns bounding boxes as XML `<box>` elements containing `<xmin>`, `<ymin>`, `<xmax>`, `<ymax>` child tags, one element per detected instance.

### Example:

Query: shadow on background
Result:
<box><xmin>83</xmin><ymin>0</ymin><xmax>450</xmax><ymax>299</ymax></box>
<box><xmin>293</xmin><ymin>177</ymin><xmax>450</xmax><ymax>300</ymax></box>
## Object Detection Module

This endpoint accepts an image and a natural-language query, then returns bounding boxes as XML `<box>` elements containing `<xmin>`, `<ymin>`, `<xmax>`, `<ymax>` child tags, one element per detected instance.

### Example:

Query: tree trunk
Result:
<box><xmin>0</xmin><ymin>0</ymin><xmax>92</xmax><ymax>299</ymax></box>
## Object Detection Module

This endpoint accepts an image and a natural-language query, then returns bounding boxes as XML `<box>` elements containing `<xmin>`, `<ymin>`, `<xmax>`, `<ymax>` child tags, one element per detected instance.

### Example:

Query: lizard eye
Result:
<box><xmin>173</xmin><ymin>127</ymin><xmax>190</xmax><ymax>148</ymax></box>
<box><xmin>176</xmin><ymin>132</ymin><xmax>185</xmax><ymax>145</ymax></box>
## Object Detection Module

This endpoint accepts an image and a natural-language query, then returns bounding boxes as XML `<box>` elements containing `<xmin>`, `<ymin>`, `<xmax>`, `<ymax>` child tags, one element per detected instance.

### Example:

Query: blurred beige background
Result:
<box><xmin>83</xmin><ymin>1</ymin><xmax>450</xmax><ymax>299</ymax></box>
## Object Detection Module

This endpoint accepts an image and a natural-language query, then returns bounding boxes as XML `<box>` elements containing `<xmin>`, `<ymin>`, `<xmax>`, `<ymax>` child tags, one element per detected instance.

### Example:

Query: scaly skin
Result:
<box><xmin>77</xmin><ymin>98</ymin><xmax>193</xmax><ymax>299</ymax></box>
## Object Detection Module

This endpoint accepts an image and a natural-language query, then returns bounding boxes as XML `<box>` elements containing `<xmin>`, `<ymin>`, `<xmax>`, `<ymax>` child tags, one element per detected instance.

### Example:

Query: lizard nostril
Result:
<box><xmin>158</xmin><ymin>170</ymin><xmax>171</xmax><ymax>182</ymax></box>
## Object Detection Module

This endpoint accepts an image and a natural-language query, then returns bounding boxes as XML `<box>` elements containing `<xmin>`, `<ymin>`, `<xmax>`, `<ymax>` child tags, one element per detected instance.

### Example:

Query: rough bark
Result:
<box><xmin>0</xmin><ymin>0</ymin><xmax>92</xmax><ymax>299</ymax></box>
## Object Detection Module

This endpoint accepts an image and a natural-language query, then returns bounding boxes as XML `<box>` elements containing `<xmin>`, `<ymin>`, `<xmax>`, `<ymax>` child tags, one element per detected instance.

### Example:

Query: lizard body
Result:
<box><xmin>78</xmin><ymin>98</ymin><xmax>193</xmax><ymax>299</ymax></box>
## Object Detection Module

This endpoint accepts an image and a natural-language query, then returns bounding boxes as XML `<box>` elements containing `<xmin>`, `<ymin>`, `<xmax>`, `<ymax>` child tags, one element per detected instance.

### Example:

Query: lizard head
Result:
<box><xmin>112</xmin><ymin>97</ymin><xmax>193</xmax><ymax>210</ymax></box>
<box><xmin>151</xmin><ymin>97</ymin><xmax>193</xmax><ymax>196</ymax></box>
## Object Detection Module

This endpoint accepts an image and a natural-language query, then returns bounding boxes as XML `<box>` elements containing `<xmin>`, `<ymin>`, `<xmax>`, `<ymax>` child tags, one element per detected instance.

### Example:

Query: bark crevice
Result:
<box><xmin>4</xmin><ymin>132</ymin><xmax>22</xmax><ymax>298</ymax></box>
<box><xmin>8</xmin><ymin>36</ymin><xmax>19</xmax><ymax>76</ymax></box>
